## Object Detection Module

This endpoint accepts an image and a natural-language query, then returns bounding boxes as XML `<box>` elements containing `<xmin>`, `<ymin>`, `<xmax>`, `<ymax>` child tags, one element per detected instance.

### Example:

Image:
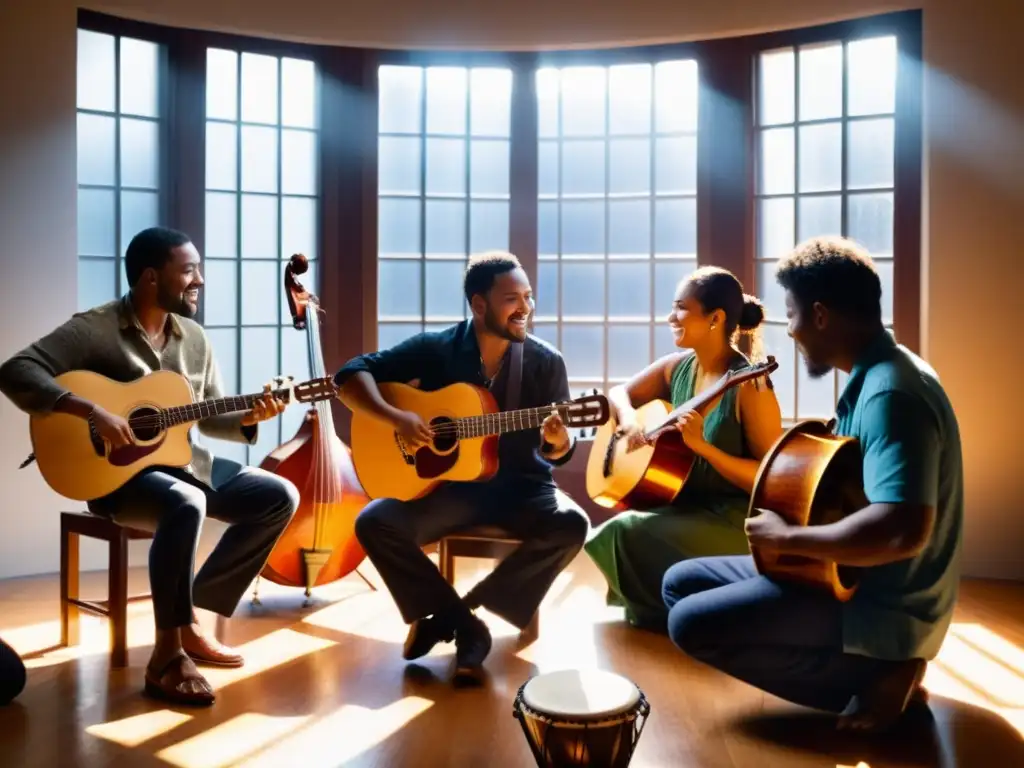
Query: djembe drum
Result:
<box><xmin>512</xmin><ymin>669</ymin><xmax>650</xmax><ymax>767</ymax></box>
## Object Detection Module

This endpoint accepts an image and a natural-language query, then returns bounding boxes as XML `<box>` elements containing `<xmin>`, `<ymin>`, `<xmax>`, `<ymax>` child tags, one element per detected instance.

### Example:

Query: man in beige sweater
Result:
<box><xmin>0</xmin><ymin>227</ymin><xmax>299</xmax><ymax>706</ymax></box>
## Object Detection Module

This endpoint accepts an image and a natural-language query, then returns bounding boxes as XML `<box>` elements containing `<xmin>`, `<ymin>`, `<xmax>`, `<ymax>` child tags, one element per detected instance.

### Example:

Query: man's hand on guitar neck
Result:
<box><xmin>541</xmin><ymin>410</ymin><xmax>572</xmax><ymax>459</ymax></box>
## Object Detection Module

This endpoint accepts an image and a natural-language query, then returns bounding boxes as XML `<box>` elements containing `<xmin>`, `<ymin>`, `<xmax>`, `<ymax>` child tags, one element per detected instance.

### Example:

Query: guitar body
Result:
<box><xmin>585</xmin><ymin>399</ymin><xmax>696</xmax><ymax>511</ymax></box>
<box><xmin>29</xmin><ymin>369</ymin><xmax>195</xmax><ymax>501</ymax></box>
<box><xmin>350</xmin><ymin>381</ymin><xmax>501</xmax><ymax>502</ymax></box>
<box><xmin>748</xmin><ymin>419</ymin><xmax>868</xmax><ymax>602</ymax></box>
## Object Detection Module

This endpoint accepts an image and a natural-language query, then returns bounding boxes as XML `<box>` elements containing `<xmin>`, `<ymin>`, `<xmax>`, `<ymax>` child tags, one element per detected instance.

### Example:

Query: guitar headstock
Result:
<box><xmin>723</xmin><ymin>355</ymin><xmax>779</xmax><ymax>385</ymax></box>
<box><xmin>292</xmin><ymin>376</ymin><xmax>339</xmax><ymax>404</ymax></box>
<box><xmin>561</xmin><ymin>390</ymin><xmax>611</xmax><ymax>430</ymax></box>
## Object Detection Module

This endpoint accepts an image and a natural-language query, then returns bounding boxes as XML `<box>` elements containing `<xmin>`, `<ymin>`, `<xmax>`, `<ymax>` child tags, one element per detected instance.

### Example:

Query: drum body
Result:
<box><xmin>512</xmin><ymin>669</ymin><xmax>650</xmax><ymax>767</ymax></box>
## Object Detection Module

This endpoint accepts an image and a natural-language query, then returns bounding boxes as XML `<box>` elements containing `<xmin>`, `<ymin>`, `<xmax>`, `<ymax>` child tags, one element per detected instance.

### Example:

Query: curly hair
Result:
<box><xmin>775</xmin><ymin>236</ymin><xmax>882</xmax><ymax>323</ymax></box>
<box><xmin>463</xmin><ymin>251</ymin><xmax>523</xmax><ymax>303</ymax></box>
<box><xmin>685</xmin><ymin>265</ymin><xmax>767</xmax><ymax>362</ymax></box>
<box><xmin>124</xmin><ymin>227</ymin><xmax>192</xmax><ymax>287</ymax></box>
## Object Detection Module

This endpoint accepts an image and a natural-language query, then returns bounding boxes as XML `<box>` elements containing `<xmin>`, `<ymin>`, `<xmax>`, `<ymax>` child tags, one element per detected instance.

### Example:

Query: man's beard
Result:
<box><xmin>483</xmin><ymin>305</ymin><xmax>526</xmax><ymax>342</ymax></box>
<box><xmin>804</xmin><ymin>357</ymin><xmax>832</xmax><ymax>379</ymax></box>
<box><xmin>157</xmin><ymin>284</ymin><xmax>196</xmax><ymax>318</ymax></box>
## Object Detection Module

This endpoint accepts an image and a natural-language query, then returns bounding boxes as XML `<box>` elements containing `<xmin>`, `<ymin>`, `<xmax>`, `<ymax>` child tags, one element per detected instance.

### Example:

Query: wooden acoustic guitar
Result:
<box><xmin>27</xmin><ymin>369</ymin><xmax>339</xmax><ymax>502</ymax></box>
<box><xmin>350</xmin><ymin>382</ymin><xmax>610</xmax><ymax>501</ymax></box>
<box><xmin>585</xmin><ymin>357</ymin><xmax>778</xmax><ymax>511</ymax></box>
<box><xmin>748</xmin><ymin>418</ymin><xmax>868</xmax><ymax>602</ymax></box>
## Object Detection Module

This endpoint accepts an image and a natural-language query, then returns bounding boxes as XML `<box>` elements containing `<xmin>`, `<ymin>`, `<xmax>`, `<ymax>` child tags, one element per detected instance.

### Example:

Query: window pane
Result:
<box><xmin>378</xmin><ymin>136</ymin><xmax>421</xmax><ymax>196</ymax></box>
<box><xmin>608</xmin><ymin>326</ymin><xmax>651</xmax><ymax>379</ymax></box>
<box><xmin>426</xmin><ymin>67</ymin><xmax>467</xmax><ymax>135</ymax></box>
<box><xmin>425</xmin><ymin>260</ymin><xmax>467</xmax><ymax>318</ymax></box>
<box><xmin>207</xmin><ymin>217</ymin><xmax>247</xmax><ymax>290</ymax></box>
<box><xmin>798</xmin><ymin>43</ymin><xmax>842</xmax><ymax>121</ymax></box>
<box><xmin>561</xmin><ymin>262</ymin><xmax>604</xmax><ymax>318</ymax></box>
<box><xmin>847</xmin><ymin>193</ymin><xmax>893</xmax><ymax>256</ymax></box>
<box><xmin>655</xmin><ymin>60</ymin><xmax>698</xmax><ymax>133</ymax></box>
<box><xmin>78</xmin><ymin>188</ymin><xmax>115</xmax><ymax>256</ymax></box>
<box><xmin>756</xmin><ymin>260</ymin><xmax>788</xmax><ymax>322</ymax></box>
<box><xmin>425</xmin><ymin>199</ymin><xmax>466</xmax><ymax>257</ymax></box>
<box><xmin>426</xmin><ymin>138</ymin><xmax>466</xmax><ymax>196</ymax></box>
<box><xmin>797</xmin><ymin>195</ymin><xmax>841</xmax><ymax>241</ymax></box>
<box><xmin>537</xmin><ymin>262</ymin><xmax>558</xmax><ymax>318</ymax></box>
<box><xmin>758</xmin><ymin>49</ymin><xmax>794</xmax><ymax>126</ymax></box>
<box><xmin>562</xmin><ymin>140</ymin><xmax>605</xmax><ymax>196</ymax></box>
<box><xmin>379</xmin><ymin>66</ymin><xmax>422</xmax><ymax>134</ymax></box>
<box><xmin>241</xmin><ymin>52</ymin><xmax>278</xmax><ymax>125</ymax></box>
<box><xmin>281</xmin><ymin>196</ymin><xmax>317</xmax><ymax>260</ymax></box>
<box><xmin>562</xmin><ymin>325</ymin><xmax>604</xmax><ymax>379</ymax></box>
<box><xmin>121</xmin><ymin>191</ymin><xmax>160</xmax><ymax>254</ymax></box>
<box><xmin>470</xmin><ymin>140</ymin><xmax>509</xmax><ymax>197</ymax></box>
<box><xmin>470</xmin><ymin>68</ymin><xmax>511</xmax><ymax>137</ymax></box>
<box><xmin>202</xmin><ymin>259</ymin><xmax>238</xmax><ymax>326</ymax></box>
<box><xmin>538</xmin><ymin>201</ymin><xmax>558</xmax><ymax>256</ymax></box>
<box><xmin>608</xmin><ymin>262</ymin><xmax>651</xmax><ymax>318</ymax></box>
<box><xmin>120</xmin><ymin>118</ymin><xmax>159</xmax><ymax>189</ymax></box>
<box><xmin>654</xmin><ymin>261</ymin><xmax>695</xmax><ymax>316</ymax></box>
<box><xmin>378</xmin><ymin>323</ymin><xmax>422</xmax><ymax>349</ymax></box>
<box><xmin>379</xmin><ymin>198</ymin><xmax>421</xmax><ymax>256</ymax></box>
<box><xmin>609</xmin><ymin>199</ymin><xmax>650</xmax><ymax>256</ymax></box>
<box><xmin>77</xmin><ymin>113</ymin><xmax>115</xmax><ymax>186</ymax></box>
<box><xmin>206</xmin><ymin>122</ymin><xmax>237</xmax><ymax>191</ymax></box>
<box><xmin>77</xmin><ymin>30</ymin><xmax>115</xmax><ymax>112</ymax></box>
<box><xmin>281</xmin><ymin>129</ymin><xmax>317</xmax><ymax>196</ymax></box>
<box><xmin>797</xmin><ymin>361</ymin><xmax>836</xmax><ymax>419</ymax></box>
<box><xmin>876</xmin><ymin>259</ymin><xmax>894</xmax><ymax>324</ymax></box>
<box><xmin>532</xmin><ymin>322</ymin><xmax>558</xmax><ymax>349</ymax></box>
<box><xmin>655</xmin><ymin>198</ymin><xmax>697</xmax><ymax>257</ymax></box>
<box><xmin>120</xmin><ymin>38</ymin><xmax>160</xmax><ymax>118</ymax></box>
<box><xmin>241</xmin><ymin>260</ymin><xmax>280</xmax><ymax>325</ymax></box>
<box><xmin>241</xmin><ymin>194</ymin><xmax>278</xmax><ymax>259</ymax></box>
<box><xmin>561</xmin><ymin>68</ymin><xmax>606</xmax><ymax>137</ymax></box>
<box><xmin>758</xmin><ymin>197</ymin><xmax>794</xmax><ymax>260</ymax></box>
<box><xmin>206</xmin><ymin>328</ymin><xmax>239</xmax><ymax>394</ymax></box>
<box><xmin>848</xmin><ymin>37</ymin><xmax>897</xmax><ymax>116</ymax></box>
<box><xmin>206</xmin><ymin>48</ymin><xmax>238</xmax><ymax>121</ymax></box>
<box><xmin>78</xmin><ymin>259</ymin><xmax>117</xmax><ymax>311</ymax></box>
<box><xmin>609</xmin><ymin>64</ymin><xmax>651</xmax><ymax>135</ymax></box>
<box><xmin>655</xmin><ymin>135</ymin><xmax>697</xmax><ymax>194</ymax></box>
<box><xmin>847</xmin><ymin>118</ymin><xmax>894</xmax><ymax>190</ymax></box>
<box><xmin>609</xmin><ymin>138</ymin><xmax>650</xmax><ymax>195</ymax></box>
<box><xmin>538</xmin><ymin>141</ymin><xmax>559</xmax><ymax>197</ymax></box>
<box><xmin>761</xmin><ymin>324</ymin><xmax>796</xmax><ymax>420</ymax></box>
<box><xmin>282</xmin><ymin>58</ymin><xmax>316</xmax><ymax>128</ymax></box>
<box><xmin>280</xmin><ymin>260</ymin><xmax>316</xmax><ymax>325</ymax></box>
<box><xmin>561</xmin><ymin>201</ymin><xmax>604</xmax><ymax>256</ymax></box>
<box><xmin>241</xmin><ymin>327</ymin><xmax>281</xmax><ymax>458</ymax></box>
<box><xmin>469</xmin><ymin>200</ymin><xmax>508</xmax><ymax>253</ymax></box>
<box><xmin>798</xmin><ymin>123</ymin><xmax>841</xmax><ymax>193</ymax></box>
<box><xmin>536</xmin><ymin>69</ymin><xmax>559</xmax><ymax>139</ymax></box>
<box><xmin>759</xmin><ymin>127</ymin><xmax>794</xmax><ymax>195</ymax></box>
<box><xmin>241</xmin><ymin>125</ymin><xmax>278</xmax><ymax>193</ymax></box>
<box><xmin>379</xmin><ymin>260</ymin><xmax>422</xmax><ymax>318</ymax></box>
<box><xmin>655</xmin><ymin>323</ymin><xmax>678</xmax><ymax>358</ymax></box>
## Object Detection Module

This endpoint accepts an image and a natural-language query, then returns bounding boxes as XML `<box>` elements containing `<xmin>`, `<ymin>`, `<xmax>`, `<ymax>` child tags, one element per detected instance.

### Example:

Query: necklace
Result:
<box><xmin>481</xmin><ymin>355</ymin><xmax>504</xmax><ymax>389</ymax></box>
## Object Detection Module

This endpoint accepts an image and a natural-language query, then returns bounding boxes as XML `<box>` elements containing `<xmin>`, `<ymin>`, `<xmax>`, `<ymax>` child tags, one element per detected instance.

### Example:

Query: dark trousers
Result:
<box><xmin>88</xmin><ymin>458</ymin><xmax>299</xmax><ymax>630</ymax></box>
<box><xmin>662</xmin><ymin>555</ymin><xmax>908</xmax><ymax>712</ymax></box>
<box><xmin>0</xmin><ymin>636</ymin><xmax>26</xmax><ymax>705</ymax></box>
<box><xmin>355</xmin><ymin>481</ymin><xmax>589</xmax><ymax>630</ymax></box>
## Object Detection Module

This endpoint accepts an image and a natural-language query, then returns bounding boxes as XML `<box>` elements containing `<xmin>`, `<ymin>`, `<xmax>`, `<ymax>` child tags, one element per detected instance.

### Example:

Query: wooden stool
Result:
<box><xmin>60</xmin><ymin>511</ymin><xmax>153</xmax><ymax>668</ymax></box>
<box><xmin>438</xmin><ymin>525</ymin><xmax>540</xmax><ymax>638</ymax></box>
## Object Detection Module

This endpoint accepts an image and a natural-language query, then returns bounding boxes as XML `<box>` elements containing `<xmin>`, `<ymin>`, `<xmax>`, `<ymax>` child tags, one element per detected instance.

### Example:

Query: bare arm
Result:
<box><xmin>610</xmin><ymin>352</ymin><xmax>686</xmax><ymax>426</ymax></box>
<box><xmin>337</xmin><ymin>371</ymin><xmax>405</xmax><ymax>426</ymax></box>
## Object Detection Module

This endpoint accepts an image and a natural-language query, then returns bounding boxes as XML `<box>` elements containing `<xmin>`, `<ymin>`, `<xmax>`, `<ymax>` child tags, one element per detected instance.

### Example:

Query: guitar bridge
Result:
<box><xmin>602</xmin><ymin>432</ymin><xmax>618</xmax><ymax>477</ymax></box>
<box><xmin>394</xmin><ymin>432</ymin><xmax>414</xmax><ymax>466</ymax></box>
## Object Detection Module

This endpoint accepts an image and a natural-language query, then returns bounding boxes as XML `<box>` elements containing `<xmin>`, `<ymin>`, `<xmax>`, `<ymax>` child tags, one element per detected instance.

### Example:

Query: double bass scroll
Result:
<box><xmin>258</xmin><ymin>253</ymin><xmax>371</xmax><ymax>603</ymax></box>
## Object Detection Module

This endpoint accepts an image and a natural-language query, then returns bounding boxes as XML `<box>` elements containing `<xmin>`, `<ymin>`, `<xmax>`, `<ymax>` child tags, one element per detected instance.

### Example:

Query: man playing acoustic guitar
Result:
<box><xmin>661</xmin><ymin>236</ymin><xmax>964</xmax><ymax>732</ymax></box>
<box><xmin>335</xmin><ymin>251</ymin><xmax>589</xmax><ymax>684</ymax></box>
<box><xmin>0</xmin><ymin>227</ymin><xmax>299</xmax><ymax>707</ymax></box>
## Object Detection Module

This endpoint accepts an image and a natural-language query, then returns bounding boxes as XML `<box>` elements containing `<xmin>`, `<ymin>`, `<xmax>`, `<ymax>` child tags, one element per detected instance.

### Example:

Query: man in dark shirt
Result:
<box><xmin>334</xmin><ymin>252</ymin><xmax>589</xmax><ymax>683</ymax></box>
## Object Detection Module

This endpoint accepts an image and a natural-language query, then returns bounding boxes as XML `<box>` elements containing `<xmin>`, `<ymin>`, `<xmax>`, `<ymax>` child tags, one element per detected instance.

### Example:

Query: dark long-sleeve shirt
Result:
<box><xmin>334</xmin><ymin>320</ymin><xmax>576</xmax><ymax>489</ymax></box>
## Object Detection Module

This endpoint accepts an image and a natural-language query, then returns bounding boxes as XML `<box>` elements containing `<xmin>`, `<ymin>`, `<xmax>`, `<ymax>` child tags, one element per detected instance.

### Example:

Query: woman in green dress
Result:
<box><xmin>584</xmin><ymin>266</ymin><xmax>783</xmax><ymax>631</ymax></box>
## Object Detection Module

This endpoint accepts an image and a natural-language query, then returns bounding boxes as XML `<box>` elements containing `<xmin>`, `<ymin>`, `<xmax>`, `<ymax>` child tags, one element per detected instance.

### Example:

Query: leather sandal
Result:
<box><xmin>143</xmin><ymin>651</ymin><xmax>216</xmax><ymax>706</ymax></box>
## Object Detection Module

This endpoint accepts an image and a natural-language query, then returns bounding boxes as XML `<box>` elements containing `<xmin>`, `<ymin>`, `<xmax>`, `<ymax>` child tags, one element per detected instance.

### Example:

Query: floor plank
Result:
<box><xmin>1</xmin><ymin>554</ymin><xmax>1022</xmax><ymax>767</ymax></box>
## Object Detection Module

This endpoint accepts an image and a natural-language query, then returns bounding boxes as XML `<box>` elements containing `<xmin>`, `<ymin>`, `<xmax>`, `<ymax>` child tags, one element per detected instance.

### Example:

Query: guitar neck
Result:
<box><xmin>457</xmin><ymin>403</ymin><xmax>566</xmax><ymax>439</ymax></box>
<box><xmin>142</xmin><ymin>390</ymin><xmax>288</xmax><ymax>429</ymax></box>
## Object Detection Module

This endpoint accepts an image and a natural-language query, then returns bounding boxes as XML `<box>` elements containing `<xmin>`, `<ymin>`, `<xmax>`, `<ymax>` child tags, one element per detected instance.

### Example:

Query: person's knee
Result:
<box><xmin>662</xmin><ymin>559</ymin><xmax>706</xmax><ymax>609</ymax></box>
<box><xmin>170</xmin><ymin>485</ymin><xmax>206</xmax><ymax>531</ymax></box>
<box><xmin>546</xmin><ymin>507</ymin><xmax>590</xmax><ymax>551</ymax></box>
<box><xmin>267</xmin><ymin>476</ymin><xmax>300</xmax><ymax>526</ymax></box>
<box><xmin>666</xmin><ymin>598</ymin><xmax>717</xmax><ymax>657</ymax></box>
<box><xmin>354</xmin><ymin>499</ymin><xmax>404</xmax><ymax>547</ymax></box>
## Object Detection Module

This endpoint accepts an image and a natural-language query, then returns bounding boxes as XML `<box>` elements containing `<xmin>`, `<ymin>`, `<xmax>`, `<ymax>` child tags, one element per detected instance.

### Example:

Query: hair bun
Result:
<box><xmin>738</xmin><ymin>294</ymin><xmax>765</xmax><ymax>331</ymax></box>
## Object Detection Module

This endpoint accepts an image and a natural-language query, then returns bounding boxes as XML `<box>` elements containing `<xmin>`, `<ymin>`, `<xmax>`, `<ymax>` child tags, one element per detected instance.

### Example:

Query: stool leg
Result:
<box><xmin>108</xmin><ymin>534</ymin><xmax>129</xmax><ymax>668</ymax></box>
<box><xmin>439</xmin><ymin>539</ymin><xmax>454</xmax><ymax>584</ymax></box>
<box><xmin>60</xmin><ymin>525</ymin><xmax>80</xmax><ymax>647</ymax></box>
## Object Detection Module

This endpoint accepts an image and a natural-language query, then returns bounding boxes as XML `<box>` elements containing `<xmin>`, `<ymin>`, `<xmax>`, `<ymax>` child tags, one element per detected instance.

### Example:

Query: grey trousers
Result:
<box><xmin>88</xmin><ymin>458</ymin><xmax>299</xmax><ymax>630</ymax></box>
<box><xmin>354</xmin><ymin>481</ymin><xmax>589</xmax><ymax>630</ymax></box>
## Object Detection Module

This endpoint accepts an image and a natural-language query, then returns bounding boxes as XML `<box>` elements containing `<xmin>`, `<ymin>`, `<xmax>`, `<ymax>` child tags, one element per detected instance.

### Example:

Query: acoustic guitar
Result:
<box><xmin>27</xmin><ymin>369</ymin><xmax>338</xmax><ymax>501</ymax></box>
<box><xmin>748</xmin><ymin>418</ymin><xmax>868</xmax><ymax>602</ymax></box>
<box><xmin>585</xmin><ymin>357</ymin><xmax>778</xmax><ymax>511</ymax></box>
<box><xmin>350</xmin><ymin>381</ymin><xmax>610</xmax><ymax>501</ymax></box>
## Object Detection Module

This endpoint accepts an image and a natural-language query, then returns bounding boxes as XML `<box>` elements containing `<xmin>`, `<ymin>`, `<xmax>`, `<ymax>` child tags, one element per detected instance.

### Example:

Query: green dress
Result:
<box><xmin>584</xmin><ymin>353</ymin><xmax>755</xmax><ymax>631</ymax></box>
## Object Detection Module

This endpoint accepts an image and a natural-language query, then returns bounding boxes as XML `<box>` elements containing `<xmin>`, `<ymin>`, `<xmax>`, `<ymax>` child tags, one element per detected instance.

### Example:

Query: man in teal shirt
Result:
<box><xmin>661</xmin><ymin>235</ymin><xmax>963</xmax><ymax>732</ymax></box>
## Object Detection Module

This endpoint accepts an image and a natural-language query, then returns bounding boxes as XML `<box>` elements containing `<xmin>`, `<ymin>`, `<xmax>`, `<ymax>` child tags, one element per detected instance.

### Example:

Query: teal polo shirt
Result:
<box><xmin>834</xmin><ymin>330</ymin><xmax>964</xmax><ymax>661</ymax></box>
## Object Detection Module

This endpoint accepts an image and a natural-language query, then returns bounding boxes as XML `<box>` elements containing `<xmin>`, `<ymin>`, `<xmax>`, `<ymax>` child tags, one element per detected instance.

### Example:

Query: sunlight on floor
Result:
<box><xmin>156</xmin><ymin>712</ymin><xmax>313</xmax><ymax>768</ymax></box>
<box><xmin>85</xmin><ymin>709</ymin><xmax>194</xmax><ymax>748</ymax></box>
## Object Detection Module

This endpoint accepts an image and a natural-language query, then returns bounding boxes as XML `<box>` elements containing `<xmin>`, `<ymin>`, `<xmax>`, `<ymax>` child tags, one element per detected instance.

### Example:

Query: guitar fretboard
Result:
<box><xmin>129</xmin><ymin>390</ymin><xmax>291</xmax><ymax>429</ymax></box>
<box><xmin>455</xmin><ymin>403</ymin><xmax>570</xmax><ymax>439</ymax></box>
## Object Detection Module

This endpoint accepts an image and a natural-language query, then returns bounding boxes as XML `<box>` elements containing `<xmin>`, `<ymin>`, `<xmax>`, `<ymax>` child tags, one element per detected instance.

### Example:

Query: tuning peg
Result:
<box><xmin>592</xmin><ymin>388</ymin><xmax>598</xmax><ymax>396</ymax></box>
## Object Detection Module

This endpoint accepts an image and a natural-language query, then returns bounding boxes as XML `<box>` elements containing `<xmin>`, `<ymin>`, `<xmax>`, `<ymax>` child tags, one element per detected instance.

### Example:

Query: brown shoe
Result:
<box><xmin>182</xmin><ymin>623</ymin><xmax>244</xmax><ymax>668</ymax></box>
<box><xmin>144</xmin><ymin>652</ymin><xmax>216</xmax><ymax>707</ymax></box>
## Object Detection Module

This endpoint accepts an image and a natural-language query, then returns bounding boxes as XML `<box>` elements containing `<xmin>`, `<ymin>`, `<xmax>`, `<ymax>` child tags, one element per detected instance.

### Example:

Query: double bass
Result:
<box><xmin>256</xmin><ymin>254</ymin><xmax>372</xmax><ymax>603</ymax></box>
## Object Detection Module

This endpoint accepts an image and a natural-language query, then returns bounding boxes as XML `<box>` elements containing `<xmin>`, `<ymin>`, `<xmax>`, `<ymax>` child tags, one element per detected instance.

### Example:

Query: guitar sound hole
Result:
<box><xmin>431</xmin><ymin>416</ymin><xmax>457</xmax><ymax>452</ymax></box>
<box><xmin>128</xmin><ymin>406</ymin><xmax>163</xmax><ymax>442</ymax></box>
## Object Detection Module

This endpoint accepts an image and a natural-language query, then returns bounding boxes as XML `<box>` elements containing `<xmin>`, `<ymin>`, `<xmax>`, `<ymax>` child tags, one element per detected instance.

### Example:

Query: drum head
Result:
<box><xmin>522</xmin><ymin>669</ymin><xmax>640</xmax><ymax>720</ymax></box>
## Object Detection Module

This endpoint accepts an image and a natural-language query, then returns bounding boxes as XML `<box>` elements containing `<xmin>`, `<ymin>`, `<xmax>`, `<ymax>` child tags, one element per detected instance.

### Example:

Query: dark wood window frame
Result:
<box><xmin>77</xmin><ymin>8</ymin><xmax>922</xmax><ymax>445</ymax></box>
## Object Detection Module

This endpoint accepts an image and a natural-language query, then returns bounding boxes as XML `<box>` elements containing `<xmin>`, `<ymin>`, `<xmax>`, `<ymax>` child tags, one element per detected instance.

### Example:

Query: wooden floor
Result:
<box><xmin>1</xmin><ymin>553</ymin><xmax>1022</xmax><ymax>767</ymax></box>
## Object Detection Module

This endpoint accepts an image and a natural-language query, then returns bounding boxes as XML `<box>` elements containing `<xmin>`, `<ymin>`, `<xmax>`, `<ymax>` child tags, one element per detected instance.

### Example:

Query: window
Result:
<box><xmin>376</xmin><ymin>65</ymin><xmax>513</xmax><ymax>349</ymax></box>
<box><xmin>201</xmin><ymin>47</ymin><xmax>320</xmax><ymax>465</ymax></box>
<box><xmin>533</xmin><ymin>61</ymin><xmax>699</xmax><ymax>396</ymax></box>
<box><xmin>754</xmin><ymin>36</ymin><xmax>898</xmax><ymax>421</ymax></box>
<box><xmin>75</xmin><ymin>29</ymin><xmax>164</xmax><ymax>310</ymax></box>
